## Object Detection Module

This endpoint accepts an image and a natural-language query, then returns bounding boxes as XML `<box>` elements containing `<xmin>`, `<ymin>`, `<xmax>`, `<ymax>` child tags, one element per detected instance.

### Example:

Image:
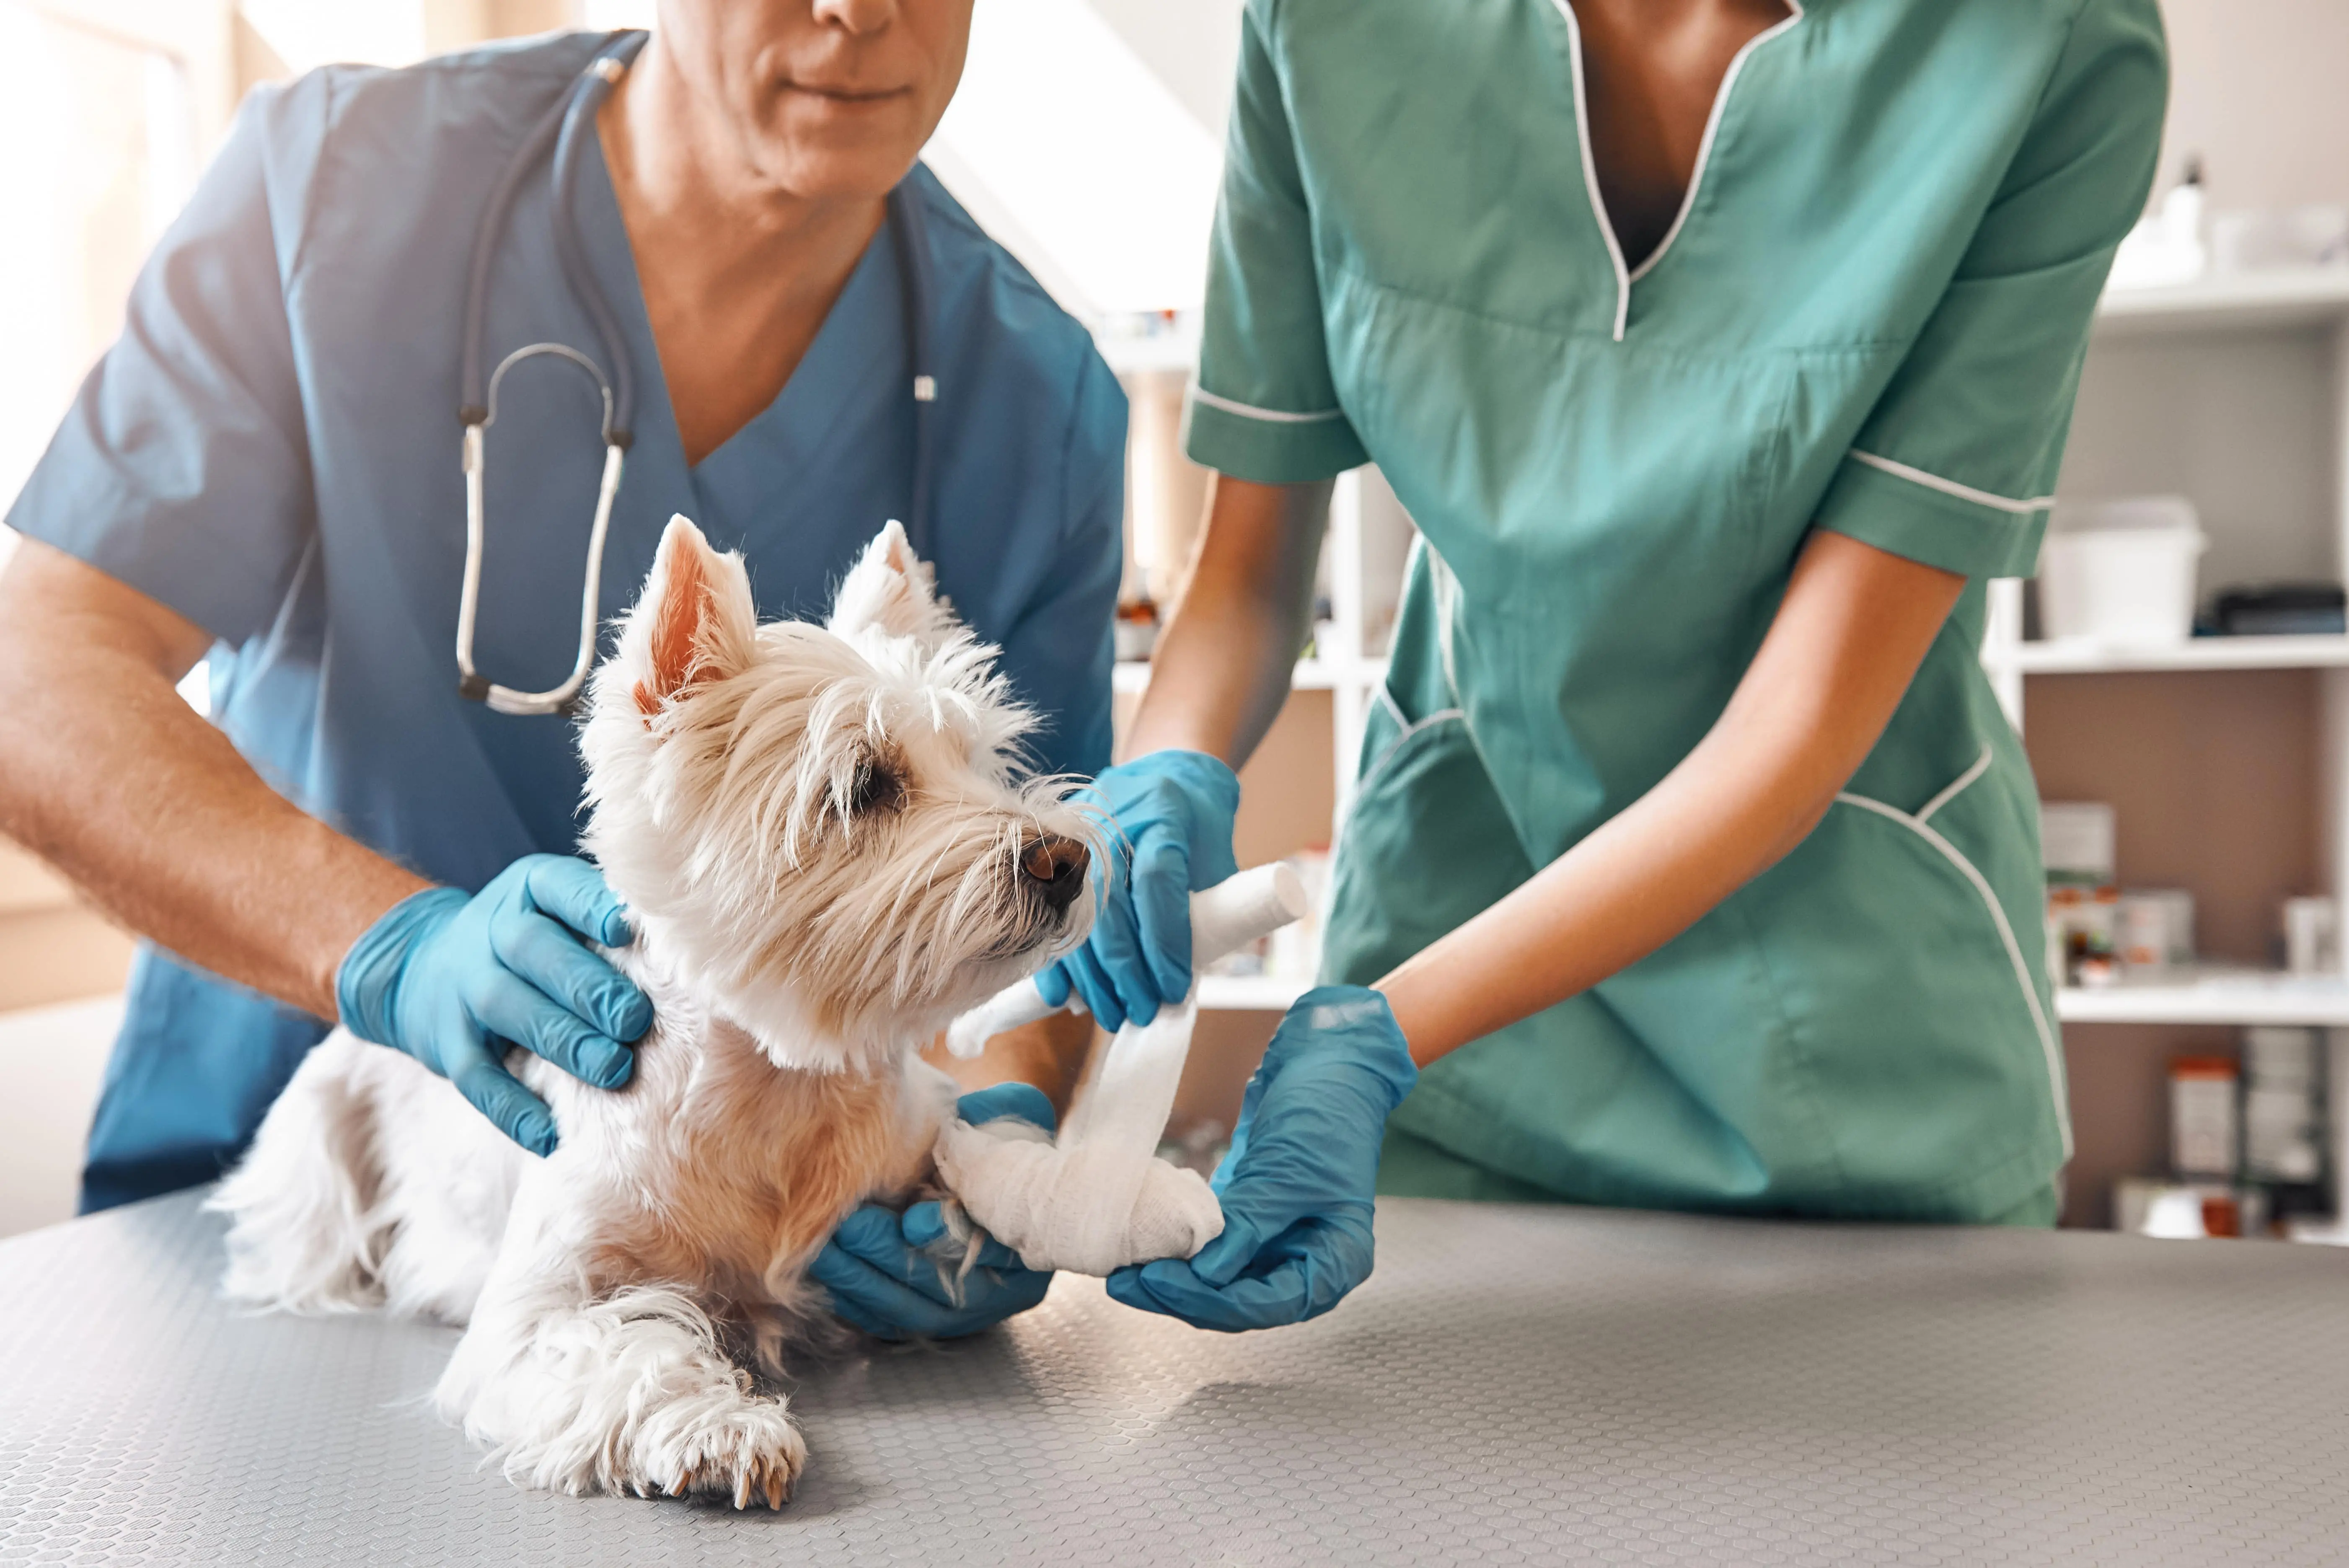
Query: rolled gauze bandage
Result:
<box><xmin>945</xmin><ymin>860</ymin><xmax>1308</xmax><ymax>1058</ymax></box>
<box><xmin>934</xmin><ymin>862</ymin><xmax>1311</xmax><ymax>1275</ymax></box>
<box><xmin>936</xmin><ymin>996</ymin><xmax>1223</xmax><ymax>1275</ymax></box>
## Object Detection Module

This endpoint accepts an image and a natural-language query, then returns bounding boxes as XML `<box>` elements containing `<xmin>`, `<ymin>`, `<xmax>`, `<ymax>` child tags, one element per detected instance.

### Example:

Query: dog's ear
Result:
<box><xmin>628</xmin><ymin>514</ymin><xmax>757</xmax><ymax>716</ymax></box>
<box><xmin>827</xmin><ymin>520</ymin><xmax>957</xmax><ymax>647</ymax></box>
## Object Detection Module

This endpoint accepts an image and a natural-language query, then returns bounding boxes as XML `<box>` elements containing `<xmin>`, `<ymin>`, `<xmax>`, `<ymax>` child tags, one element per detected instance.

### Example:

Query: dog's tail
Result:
<box><xmin>207</xmin><ymin>1034</ymin><xmax>393</xmax><ymax>1314</ymax></box>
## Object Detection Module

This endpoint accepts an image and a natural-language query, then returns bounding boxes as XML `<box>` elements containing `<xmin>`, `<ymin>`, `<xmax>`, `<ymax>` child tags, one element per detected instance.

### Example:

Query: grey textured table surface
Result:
<box><xmin>3</xmin><ymin>1193</ymin><xmax>2346</xmax><ymax>1567</ymax></box>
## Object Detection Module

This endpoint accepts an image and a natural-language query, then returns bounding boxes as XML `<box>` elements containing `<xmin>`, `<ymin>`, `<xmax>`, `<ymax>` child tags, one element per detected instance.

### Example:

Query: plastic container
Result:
<box><xmin>2116</xmin><ymin>889</ymin><xmax>2194</xmax><ymax>972</ymax></box>
<box><xmin>2170</xmin><ymin>1056</ymin><xmax>2239</xmax><ymax>1180</ymax></box>
<box><xmin>2038</xmin><ymin>496</ymin><xmax>2206</xmax><ymax>644</ymax></box>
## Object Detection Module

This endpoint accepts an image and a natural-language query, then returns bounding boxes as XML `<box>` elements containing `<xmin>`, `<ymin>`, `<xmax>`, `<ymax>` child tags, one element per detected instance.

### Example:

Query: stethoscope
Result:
<box><xmin>455</xmin><ymin>29</ymin><xmax>940</xmax><ymax>716</ymax></box>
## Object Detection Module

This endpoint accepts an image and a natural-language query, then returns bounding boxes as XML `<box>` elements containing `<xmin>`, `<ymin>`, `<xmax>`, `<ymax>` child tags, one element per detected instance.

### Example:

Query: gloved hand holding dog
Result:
<box><xmin>335</xmin><ymin>854</ymin><xmax>655</xmax><ymax>1155</ymax></box>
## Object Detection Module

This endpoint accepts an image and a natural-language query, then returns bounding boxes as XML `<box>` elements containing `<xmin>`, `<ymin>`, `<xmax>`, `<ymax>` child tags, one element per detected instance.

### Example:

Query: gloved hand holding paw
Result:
<box><xmin>1107</xmin><ymin>986</ymin><xmax>1417</xmax><ymax>1332</ymax></box>
<box><xmin>812</xmin><ymin>1083</ymin><xmax>1060</xmax><ymax>1340</ymax></box>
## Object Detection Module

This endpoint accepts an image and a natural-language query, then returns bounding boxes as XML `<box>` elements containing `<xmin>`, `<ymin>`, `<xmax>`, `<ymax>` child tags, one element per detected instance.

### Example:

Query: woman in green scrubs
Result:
<box><xmin>1067</xmin><ymin>0</ymin><xmax>2167</xmax><ymax>1333</ymax></box>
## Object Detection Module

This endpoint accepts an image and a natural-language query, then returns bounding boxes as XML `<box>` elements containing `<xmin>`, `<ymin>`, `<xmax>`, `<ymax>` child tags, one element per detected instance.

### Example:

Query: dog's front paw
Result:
<box><xmin>634</xmin><ymin>1398</ymin><xmax>807</xmax><ymax>1510</ymax></box>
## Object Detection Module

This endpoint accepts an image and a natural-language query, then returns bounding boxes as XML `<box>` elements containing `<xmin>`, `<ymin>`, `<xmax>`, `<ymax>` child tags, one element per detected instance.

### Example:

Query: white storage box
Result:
<box><xmin>2038</xmin><ymin>496</ymin><xmax>2206</xmax><ymax>644</ymax></box>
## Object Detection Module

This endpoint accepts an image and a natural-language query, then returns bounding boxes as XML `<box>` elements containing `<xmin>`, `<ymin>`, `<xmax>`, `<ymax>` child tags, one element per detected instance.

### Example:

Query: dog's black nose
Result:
<box><xmin>1019</xmin><ymin>834</ymin><xmax>1089</xmax><ymax>913</ymax></box>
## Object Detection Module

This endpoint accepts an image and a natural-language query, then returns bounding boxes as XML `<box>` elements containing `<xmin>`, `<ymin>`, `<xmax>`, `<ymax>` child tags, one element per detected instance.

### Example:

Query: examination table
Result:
<box><xmin>2</xmin><ymin>1190</ymin><xmax>2344</xmax><ymax>1565</ymax></box>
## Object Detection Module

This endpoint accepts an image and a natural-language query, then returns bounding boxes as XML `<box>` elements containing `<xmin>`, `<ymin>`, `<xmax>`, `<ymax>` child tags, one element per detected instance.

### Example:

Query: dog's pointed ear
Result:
<box><xmin>827</xmin><ymin>520</ymin><xmax>956</xmax><ymax>646</ymax></box>
<box><xmin>626</xmin><ymin>515</ymin><xmax>756</xmax><ymax>717</ymax></box>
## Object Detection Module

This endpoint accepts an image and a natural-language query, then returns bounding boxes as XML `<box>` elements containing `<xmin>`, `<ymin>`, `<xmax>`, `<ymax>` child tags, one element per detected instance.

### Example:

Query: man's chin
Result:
<box><xmin>756</xmin><ymin>95</ymin><xmax>927</xmax><ymax>170</ymax></box>
<box><xmin>751</xmin><ymin>137</ymin><xmax>924</xmax><ymax>204</ymax></box>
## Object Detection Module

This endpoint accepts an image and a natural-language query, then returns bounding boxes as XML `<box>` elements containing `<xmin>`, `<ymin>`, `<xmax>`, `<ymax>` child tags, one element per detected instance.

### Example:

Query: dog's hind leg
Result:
<box><xmin>209</xmin><ymin>1032</ymin><xmax>393</xmax><ymax>1313</ymax></box>
<box><xmin>435</xmin><ymin>1168</ymin><xmax>805</xmax><ymax>1508</ymax></box>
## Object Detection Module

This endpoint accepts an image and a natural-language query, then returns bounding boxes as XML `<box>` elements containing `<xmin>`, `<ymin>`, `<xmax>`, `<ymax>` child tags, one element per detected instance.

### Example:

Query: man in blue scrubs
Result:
<box><xmin>0</xmin><ymin>2</ymin><xmax>1119</xmax><ymax>1339</ymax></box>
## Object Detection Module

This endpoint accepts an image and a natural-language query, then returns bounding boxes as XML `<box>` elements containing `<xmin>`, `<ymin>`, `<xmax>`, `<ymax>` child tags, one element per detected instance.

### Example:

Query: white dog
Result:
<box><xmin>210</xmin><ymin>516</ymin><xmax>1096</xmax><ymax>1508</ymax></box>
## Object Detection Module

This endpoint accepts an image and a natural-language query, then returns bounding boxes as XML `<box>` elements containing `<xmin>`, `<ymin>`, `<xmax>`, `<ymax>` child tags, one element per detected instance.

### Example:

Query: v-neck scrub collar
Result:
<box><xmin>1547</xmin><ymin>0</ymin><xmax>1809</xmax><ymax>341</ymax></box>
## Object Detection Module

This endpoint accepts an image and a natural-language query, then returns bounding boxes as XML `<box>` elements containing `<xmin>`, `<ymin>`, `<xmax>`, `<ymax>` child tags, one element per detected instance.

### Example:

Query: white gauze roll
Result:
<box><xmin>936</xmin><ymin>996</ymin><xmax>1220</xmax><ymax>1276</ymax></box>
<box><xmin>934</xmin><ymin>862</ymin><xmax>1309</xmax><ymax>1275</ymax></box>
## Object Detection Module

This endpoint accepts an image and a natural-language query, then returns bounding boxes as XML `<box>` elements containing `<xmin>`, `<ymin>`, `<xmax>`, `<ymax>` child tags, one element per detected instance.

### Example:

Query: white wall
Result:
<box><xmin>1085</xmin><ymin>0</ymin><xmax>1242</xmax><ymax>137</ymax></box>
<box><xmin>2159</xmin><ymin>0</ymin><xmax>2349</xmax><ymax>210</ymax></box>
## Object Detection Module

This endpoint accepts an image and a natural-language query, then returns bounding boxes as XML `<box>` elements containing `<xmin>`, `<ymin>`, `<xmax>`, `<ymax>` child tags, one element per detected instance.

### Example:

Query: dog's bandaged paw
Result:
<box><xmin>934</xmin><ymin>997</ymin><xmax>1221</xmax><ymax>1276</ymax></box>
<box><xmin>934</xmin><ymin>1117</ymin><xmax>1223</xmax><ymax>1276</ymax></box>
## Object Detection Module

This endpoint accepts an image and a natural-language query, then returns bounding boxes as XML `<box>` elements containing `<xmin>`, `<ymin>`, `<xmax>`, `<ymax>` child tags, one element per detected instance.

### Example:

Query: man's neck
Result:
<box><xmin>598</xmin><ymin>36</ymin><xmax>889</xmax><ymax>463</ymax></box>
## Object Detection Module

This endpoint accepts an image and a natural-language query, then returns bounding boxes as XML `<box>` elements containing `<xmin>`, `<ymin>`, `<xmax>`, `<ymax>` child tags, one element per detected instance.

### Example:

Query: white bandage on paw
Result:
<box><xmin>934</xmin><ymin>997</ymin><xmax>1223</xmax><ymax>1276</ymax></box>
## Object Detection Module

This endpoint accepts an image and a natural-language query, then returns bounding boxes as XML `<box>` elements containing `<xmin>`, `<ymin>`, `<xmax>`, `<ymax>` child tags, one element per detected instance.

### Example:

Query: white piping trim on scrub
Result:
<box><xmin>1188</xmin><ymin>386</ymin><xmax>1347</xmax><ymax>424</ymax></box>
<box><xmin>1625</xmin><ymin>1</ymin><xmax>1806</xmax><ymax>286</ymax></box>
<box><xmin>1423</xmin><ymin>536</ymin><xmax>1464</xmax><ymax>699</ymax></box>
<box><xmin>1916</xmin><ymin>743</ymin><xmax>1993</xmax><ymax>825</ymax></box>
<box><xmin>1548</xmin><ymin>0</ymin><xmax>1633</xmax><ymax>342</ymax></box>
<box><xmin>1364</xmin><ymin>700</ymin><xmax>1466</xmax><ymax>786</ymax></box>
<box><xmin>1849</xmin><ymin>450</ymin><xmax>2056</xmax><ymax>516</ymax></box>
<box><xmin>1834</xmin><ymin>787</ymin><xmax>2074</xmax><ymax>1161</ymax></box>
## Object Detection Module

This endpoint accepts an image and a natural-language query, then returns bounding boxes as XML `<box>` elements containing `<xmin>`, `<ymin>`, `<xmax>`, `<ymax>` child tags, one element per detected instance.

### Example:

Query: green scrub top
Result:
<box><xmin>1185</xmin><ymin>0</ymin><xmax>2166</xmax><ymax>1222</ymax></box>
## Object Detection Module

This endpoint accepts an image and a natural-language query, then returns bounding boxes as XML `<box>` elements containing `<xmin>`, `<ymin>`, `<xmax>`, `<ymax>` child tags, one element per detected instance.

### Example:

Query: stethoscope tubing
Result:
<box><xmin>454</xmin><ymin>28</ymin><xmax>937</xmax><ymax>718</ymax></box>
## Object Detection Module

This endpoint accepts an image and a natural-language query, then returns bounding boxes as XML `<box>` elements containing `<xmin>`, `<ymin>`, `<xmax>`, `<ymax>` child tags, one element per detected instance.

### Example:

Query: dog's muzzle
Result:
<box><xmin>1018</xmin><ymin>834</ymin><xmax>1089</xmax><ymax>915</ymax></box>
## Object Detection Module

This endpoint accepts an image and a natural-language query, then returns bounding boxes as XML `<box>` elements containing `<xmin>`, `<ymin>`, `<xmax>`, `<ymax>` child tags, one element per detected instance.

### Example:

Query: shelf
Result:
<box><xmin>1991</xmin><ymin>634</ymin><xmax>2349</xmax><ymax>675</ymax></box>
<box><xmin>1111</xmin><ymin>657</ymin><xmax>1388</xmax><ymax>696</ymax></box>
<box><xmin>2057</xmin><ymin>970</ymin><xmax>2349</xmax><ymax>1027</ymax></box>
<box><xmin>2094</xmin><ymin>267</ymin><xmax>2349</xmax><ymax>337</ymax></box>
<box><xmin>1197</xmin><ymin>973</ymin><xmax>1313</xmax><ymax>1011</ymax></box>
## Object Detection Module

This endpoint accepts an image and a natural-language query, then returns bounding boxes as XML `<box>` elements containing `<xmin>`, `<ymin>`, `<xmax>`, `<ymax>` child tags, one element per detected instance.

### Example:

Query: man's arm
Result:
<box><xmin>0</xmin><ymin>539</ymin><xmax>428</xmax><ymax>1019</ymax></box>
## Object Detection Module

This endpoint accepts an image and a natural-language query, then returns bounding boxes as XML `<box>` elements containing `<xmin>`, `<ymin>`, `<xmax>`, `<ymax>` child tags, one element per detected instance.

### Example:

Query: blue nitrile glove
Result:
<box><xmin>1035</xmin><ymin>749</ymin><xmax>1240</xmax><ymax>1032</ymax></box>
<box><xmin>335</xmin><ymin>855</ymin><xmax>653</xmax><ymax>1156</ymax></box>
<box><xmin>1107</xmin><ymin>986</ymin><xmax>1416</xmax><ymax>1332</ymax></box>
<box><xmin>810</xmin><ymin>1083</ymin><xmax>1059</xmax><ymax>1340</ymax></box>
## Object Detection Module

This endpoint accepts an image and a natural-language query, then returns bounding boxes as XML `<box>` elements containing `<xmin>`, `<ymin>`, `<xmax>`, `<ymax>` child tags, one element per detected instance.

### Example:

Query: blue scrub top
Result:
<box><xmin>6</xmin><ymin>33</ymin><xmax>1127</xmax><ymax>1212</ymax></box>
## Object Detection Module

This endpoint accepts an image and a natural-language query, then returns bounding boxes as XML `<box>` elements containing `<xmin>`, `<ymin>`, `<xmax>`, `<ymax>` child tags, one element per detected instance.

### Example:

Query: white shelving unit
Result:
<box><xmin>2056</xmin><ymin>970</ymin><xmax>2349</xmax><ymax>1028</ymax></box>
<box><xmin>1990</xmin><ymin>632</ymin><xmax>2349</xmax><ymax>675</ymax></box>
<box><xmin>1982</xmin><ymin>266</ymin><xmax>2349</xmax><ymax>1028</ymax></box>
<box><xmin>2088</xmin><ymin>267</ymin><xmax>2349</xmax><ymax>338</ymax></box>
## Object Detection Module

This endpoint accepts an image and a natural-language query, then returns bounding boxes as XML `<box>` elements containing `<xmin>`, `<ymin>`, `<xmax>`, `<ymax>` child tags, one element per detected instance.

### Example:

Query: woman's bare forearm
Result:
<box><xmin>1126</xmin><ymin>474</ymin><xmax>1334</xmax><ymax>768</ymax></box>
<box><xmin>0</xmin><ymin>541</ymin><xmax>429</xmax><ymax>1018</ymax></box>
<box><xmin>1378</xmin><ymin>529</ymin><xmax>1966</xmax><ymax>1066</ymax></box>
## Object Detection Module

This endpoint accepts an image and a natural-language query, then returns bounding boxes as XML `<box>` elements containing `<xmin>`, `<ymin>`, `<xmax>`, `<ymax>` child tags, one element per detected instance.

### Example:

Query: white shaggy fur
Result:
<box><xmin>211</xmin><ymin>517</ymin><xmax>1097</xmax><ymax>1508</ymax></box>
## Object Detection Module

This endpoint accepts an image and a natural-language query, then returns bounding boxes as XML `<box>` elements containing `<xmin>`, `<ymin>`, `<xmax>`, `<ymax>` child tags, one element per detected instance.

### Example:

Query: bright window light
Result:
<box><xmin>0</xmin><ymin>1</ymin><xmax>196</xmax><ymax>570</ymax></box>
<box><xmin>927</xmin><ymin>0</ymin><xmax>1219</xmax><ymax>319</ymax></box>
<box><xmin>582</xmin><ymin>0</ymin><xmax>653</xmax><ymax>28</ymax></box>
<box><xmin>238</xmin><ymin>0</ymin><xmax>427</xmax><ymax>72</ymax></box>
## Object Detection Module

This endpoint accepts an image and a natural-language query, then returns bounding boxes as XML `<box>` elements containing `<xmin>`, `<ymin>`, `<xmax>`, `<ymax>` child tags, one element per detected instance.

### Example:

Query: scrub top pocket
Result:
<box><xmin>1324</xmin><ymin>674</ymin><xmax>1528</xmax><ymax>992</ymax></box>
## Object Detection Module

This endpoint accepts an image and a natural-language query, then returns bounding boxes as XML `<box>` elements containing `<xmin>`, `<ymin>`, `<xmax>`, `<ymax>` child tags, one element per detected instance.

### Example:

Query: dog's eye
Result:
<box><xmin>847</xmin><ymin>758</ymin><xmax>905</xmax><ymax>817</ymax></box>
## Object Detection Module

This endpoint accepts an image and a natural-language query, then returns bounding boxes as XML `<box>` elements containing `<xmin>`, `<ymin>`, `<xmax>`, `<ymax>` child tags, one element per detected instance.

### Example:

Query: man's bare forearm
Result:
<box><xmin>1126</xmin><ymin>475</ymin><xmax>1333</xmax><ymax>769</ymax></box>
<box><xmin>0</xmin><ymin>541</ymin><xmax>430</xmax><ymax>1019</ymax></box>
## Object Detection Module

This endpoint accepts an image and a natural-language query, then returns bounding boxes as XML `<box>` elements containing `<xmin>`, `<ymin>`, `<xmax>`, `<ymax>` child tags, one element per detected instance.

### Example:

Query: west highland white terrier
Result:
<box><xmin>210</xmin><ymin>516</ymin><xmax>1096</xmax><ymax>1508</ymax></box>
